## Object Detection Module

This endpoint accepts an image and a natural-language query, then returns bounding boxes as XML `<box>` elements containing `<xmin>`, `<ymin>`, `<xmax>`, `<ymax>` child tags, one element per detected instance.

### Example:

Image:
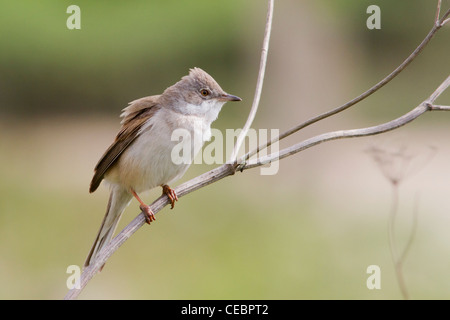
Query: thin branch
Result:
<box><xmin>229</xmin><ymin>0</ymin><xmax>274</xmax><ymax>163</ymax></box>
<box><xmin>242</xmin><ymin>5</ymin><xmax>450</xmax><ymax>164</ymax></box>
<box><xmin>393</xmin><ymin>192</ymin><xmax>419</xmax><ymax>300</ymax></box>
<box><xmin>427</xmin><ymin>74</ymin><xmax>450</xmax><ymax>102</ymax></box>
<box><xmin>435</xmin><ymin>0</ymin><xmax>442</xmax><ymax>25</ymax></box>
<box><xmin>438</xmin><ymin>4</ymin><xmax>450</xmax><ymax>26</ymax></box>
<box><xmin>399</xmin><ymin>194</ymin><xmax>419</xmax><ymax>264</ymax></box>
<box><xmin>388</xmin><ymin>180</ymin><xmax>420</xmax><ymax>300</ymax></box>
<box><xmin>243</xmin><ymin>105</ymin><xmax>427</xmax><ymax>170</ymax></box>
<box><xmin>388</xmin><ymin>183</ymin><xmax>410</xmax><ymax>300</ymax></box>
<box><xmin>64</xmin><ymin>163</ymin><xmax>237</xmax><ymax>300</ymax></box>
<box><xmin>243</xmin><ymin>75</ymin><xmax>449</xmax><ymax>170</ymax></box>
<box><xmin>429</xmin><ymin>104</ymin><xmax>450</xmax><ymax>110</ymax></box>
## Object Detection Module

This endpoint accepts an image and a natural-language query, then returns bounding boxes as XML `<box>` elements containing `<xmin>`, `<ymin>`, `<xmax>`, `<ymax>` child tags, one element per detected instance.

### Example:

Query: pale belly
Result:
<box><xmin>105</xmin><ymin>111</ymin><xmax>208</xmax><ymax>193</ymax></box>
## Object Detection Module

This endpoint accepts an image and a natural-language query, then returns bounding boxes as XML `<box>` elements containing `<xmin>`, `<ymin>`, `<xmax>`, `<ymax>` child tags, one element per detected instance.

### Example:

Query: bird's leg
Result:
<box><xmin>131</xmin><ymin>189</ymin><xmax>155</xmax><ymax>224</ymax></box>
<box><xmin>162</xmin><ymin>185</ymin><xmax>178</xmax><ymax>209</ymax></box>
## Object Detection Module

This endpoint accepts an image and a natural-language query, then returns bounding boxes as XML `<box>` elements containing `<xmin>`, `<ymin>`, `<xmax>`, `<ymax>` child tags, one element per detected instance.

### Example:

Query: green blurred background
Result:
<box><xmin>0</xmin><ymin>0</ymin><xmax>449</xmax><ymax>299</ymax></box>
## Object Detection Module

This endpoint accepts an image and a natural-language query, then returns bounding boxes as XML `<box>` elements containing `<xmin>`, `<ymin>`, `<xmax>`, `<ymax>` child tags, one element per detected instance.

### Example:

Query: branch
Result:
<box><xmin>429</xmin><ymin>104</ymin><xmax>450</xmax><ymax>110</ymax></box>
<box><xmin>242</xmin><ymin>75</ymin><xmax>450</xmax><ymax>170</ymax></box>
<box><xmin>64</xmin><ymin>164</ymin><xmax>237</xmax><ymax>300</ymax></box>
<box><xmin>229</xmin><ymin>0</ymin><xmax>274</xmax><ymax>163</ymax></box>
<box><xmin>241</xmin><ymin>4</ymin><xmax>450</xmax><ymax>164</ymax></box>
<box><xmin>436</xmin><ymin>0</ymin><xmax>450</xmax><ymax>26</ymax></box>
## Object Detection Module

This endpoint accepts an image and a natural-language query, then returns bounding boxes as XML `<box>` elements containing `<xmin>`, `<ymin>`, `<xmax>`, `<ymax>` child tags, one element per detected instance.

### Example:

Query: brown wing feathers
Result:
<box><xmin>89</xmin><ymin>96</ymin><xmax>161</xmax><ymax>193</ymax></box>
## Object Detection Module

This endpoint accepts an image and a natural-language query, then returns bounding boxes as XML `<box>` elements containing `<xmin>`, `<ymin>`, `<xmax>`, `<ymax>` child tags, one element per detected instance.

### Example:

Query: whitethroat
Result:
<box><xmin>85</xmin><ymin>68</ymin><xmax>241</xmax><ymax>267</ymax></box>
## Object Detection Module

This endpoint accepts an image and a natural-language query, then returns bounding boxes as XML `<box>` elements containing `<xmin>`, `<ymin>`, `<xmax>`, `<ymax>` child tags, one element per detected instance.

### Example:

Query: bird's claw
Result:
<box><xmin>140</xmin><ymin>204</ymin><xmax>156</xmax><ymax>224</ymax></box>
<box><xmin>162</xmin><ymin>185</ymin><xmax>178</xmax><ymax>209</ymax></box>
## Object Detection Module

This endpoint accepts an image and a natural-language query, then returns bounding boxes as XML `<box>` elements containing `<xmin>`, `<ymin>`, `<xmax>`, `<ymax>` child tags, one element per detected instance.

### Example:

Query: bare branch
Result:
<box><xmin>392</xmin><ymin>190</ymin><xmax>419</xmax><ymax>300</ymax></box>
<box><xmin>426</xmin><ymin>74</ymin><xmax>450</xmax><ymax>102</ymax></box>
<box><xmin>399</xmin><ymin>194</ymin><xmax>419</xmax><ymax>265</ymax></box>
<box><xmin>435</xmin><ymin>0</ymin><xmax>442</xmax><ymax>25</ymax></box>
<box><xmin>242</xmin><ymin>6</ymin><xmax>450</xmax><ymax>164</ymax></box>
<box><xmin>438</xmin><ymin>7</ymin><xmax>450</xmax><ymax>26</ymax></box>
<box><xmin>429</xmin><ymin>104</ymin><xmax>450</xmax><ymax>110</ymax></box>
<box><xmin>229</xmin><ymin>0</ymin><xmax>274</xmax><ymax>163</ymax></box>
<box><xmin>64</xmin><ymin>163</ymin><xmax>237</xmax><ymax>300</ymax></box>
<box><xmin>435</xmin><ymin>0</ymin><xmax>450</xmax><ymax>26</ymax></box>
<box><xmin>243</xmin><ymin>106</ymin><xmax>427</xmax><ymax>170</ymax></box>
<box><xmin>243</xmin><ymin>75</ymin><xmax>449</xmax><ymax>171</ymax></box>
<box><xmin>388</xmin><ymin>184</ymin><xmax>410</xmax><ymax>299</ymax></box>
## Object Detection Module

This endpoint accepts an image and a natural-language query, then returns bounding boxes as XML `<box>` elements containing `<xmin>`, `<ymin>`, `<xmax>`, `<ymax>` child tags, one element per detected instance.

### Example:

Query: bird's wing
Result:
<box><xmin>89</xmin><ymin>95</ymin><xmax>161</xmax><ymax>193</ymax></box>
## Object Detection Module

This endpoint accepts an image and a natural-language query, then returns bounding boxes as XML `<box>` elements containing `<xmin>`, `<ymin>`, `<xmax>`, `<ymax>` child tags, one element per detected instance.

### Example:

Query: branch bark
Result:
<box><xmin>242</xmin><ymin>75</ymin><xmax>449</xmax><ymax>170</ymax></box>
<box><xmin>64</xmin><ymin>164</ymin><xmax>237</xmax><ymax>300</ymax></box>
<box><xmin>229</xmin><ymin>0</ymin><xmax>274</xmax><ymax>163</ymax></box>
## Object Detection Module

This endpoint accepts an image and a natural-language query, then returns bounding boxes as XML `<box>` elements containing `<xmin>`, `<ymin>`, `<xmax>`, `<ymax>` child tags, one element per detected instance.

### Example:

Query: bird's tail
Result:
<box><xmin>84</xmin><ymin>186</ymin><xmax>132</xmax><ymax>268</ymax></box>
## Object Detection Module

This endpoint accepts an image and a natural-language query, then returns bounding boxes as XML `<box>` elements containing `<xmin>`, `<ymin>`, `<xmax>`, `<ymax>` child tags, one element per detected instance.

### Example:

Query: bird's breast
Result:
<box><xmin>107</xmin><ymin>108</ymin><xmax>212</xmax><ymax>193</ymax></box>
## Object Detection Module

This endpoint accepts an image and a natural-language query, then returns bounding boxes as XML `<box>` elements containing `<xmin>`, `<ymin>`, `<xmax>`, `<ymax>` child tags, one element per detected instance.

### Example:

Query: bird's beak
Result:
<box><xmin>220</xmin><ymin>93</ymin><xmax>242</xmax><ymax>102</ymax></box>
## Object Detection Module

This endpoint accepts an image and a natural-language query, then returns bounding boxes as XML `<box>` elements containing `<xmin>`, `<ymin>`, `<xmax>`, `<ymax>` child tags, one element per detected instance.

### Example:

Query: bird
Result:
<box><xmin>84</xmin><ymin>67</ymin><xmax>241</xmax><ymax>267</ymax></box>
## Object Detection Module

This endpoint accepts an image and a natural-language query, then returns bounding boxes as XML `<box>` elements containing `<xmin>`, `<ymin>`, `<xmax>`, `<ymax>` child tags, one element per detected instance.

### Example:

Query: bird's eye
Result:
<box><xmin>200</xmin><ymin>89</ymin><xmax>210</xmax><ymax>97</ymax></box>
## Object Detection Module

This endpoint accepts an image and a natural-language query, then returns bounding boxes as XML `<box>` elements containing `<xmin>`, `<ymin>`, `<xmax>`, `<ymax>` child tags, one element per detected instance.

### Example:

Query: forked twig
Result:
<box><xmin>241</xmin><ymin>3</ymin><xmax>450</xmax><ymax>164</ymax></box>
<box><xmin>242</xmin><ymin>76</ymin><xmax>449</xmax><ymax>169</ymax></box>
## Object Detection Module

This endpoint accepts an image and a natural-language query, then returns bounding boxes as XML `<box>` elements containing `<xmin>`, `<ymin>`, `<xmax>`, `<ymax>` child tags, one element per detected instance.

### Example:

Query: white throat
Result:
<box><xmin>183</xmin><ymin>100</ymin><xmax>226</xmax><ymax>125</ymax></box>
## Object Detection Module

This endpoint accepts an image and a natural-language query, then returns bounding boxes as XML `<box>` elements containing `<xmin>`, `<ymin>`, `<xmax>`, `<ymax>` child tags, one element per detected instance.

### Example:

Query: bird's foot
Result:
<box><xmin>140</xmin><ymin>204</ymin><xmax>156</xmax><ymax>224</ymax></box>
<box><xmin>162</xmin><ymin>185</ymin><xmax>178</xmax><ymax>209</ymax></box>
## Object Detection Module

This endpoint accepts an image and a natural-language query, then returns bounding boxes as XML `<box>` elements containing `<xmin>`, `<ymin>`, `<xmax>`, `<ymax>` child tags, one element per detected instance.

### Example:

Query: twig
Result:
<box><xmin>436</xmin><ymin>0</ymin><xmax>450</xmax><ymax>26</ymax></box>
<box><xmin>229</xmin><ymin>0</ymin><xmax>274</xmax><ymax>163</ymax></box>
<box><xmin>242</xmin><ymin>75</ymin><xmax>449</xmax><ymax>170</ymax></box>
<box><xmin>429</xmin><ymin>104</ymin><xmax>450</xmax><ymax>110</ymax></box>
<box><xmin>64</xmin><ymin>164</ymin><xmax>237</xmax><ymax>300</ymax></box>
<box><xmin>399</xmin><ymin>194</ymin><xmax>419</xmax><ymax>265</ymax></box>
<box><xmin>435</xmin><ymin>0</ymin><xmax>442</xmax><ymax>25</ymax></box>
<box><xmin>391</xmin><ymin>190</ymin><xmax>419</xmax><ymax>300</ymax></box>
<box><xmin>427</xmin><ymin>74</ymin><xmax>450</xmax><ymax>102</ymax></box>
<box><xmin>242</xmin><ymin>4</ymin><xmax>450</xmax><ymax>164</ymax></box>
<box><xmin>387</xmin><ymin>183</ymin><xmax>410</xmax><ymax>299</ymax></box>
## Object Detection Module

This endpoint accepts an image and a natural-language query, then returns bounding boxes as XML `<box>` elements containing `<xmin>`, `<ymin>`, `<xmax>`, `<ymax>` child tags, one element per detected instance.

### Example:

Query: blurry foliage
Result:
<box><xmin>1</xmin><ymin>0</ymin><xmax>448</xmax><ymax>117</ymax></box>
<box><xmin>0</xmin><ymin>0</ymin><xmax>248</xmax><ymax>115</ymax></box>
<box><xmin>317</xmin><ymin>0</ymin><xmax>450</xmax><ymax>120</ymax></box>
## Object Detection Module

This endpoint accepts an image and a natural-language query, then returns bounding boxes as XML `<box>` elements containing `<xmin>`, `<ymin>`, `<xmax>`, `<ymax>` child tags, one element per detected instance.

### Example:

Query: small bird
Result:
<box><xmin>84</xmin><ymin>68</ymin><xmax>241</xmax><ymax>267</ymax></box>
